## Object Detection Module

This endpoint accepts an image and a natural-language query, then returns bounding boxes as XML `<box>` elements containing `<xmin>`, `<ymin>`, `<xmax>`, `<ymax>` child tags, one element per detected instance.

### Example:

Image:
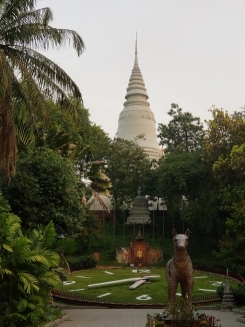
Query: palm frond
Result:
<box><xmin>53</xmin><ymin>237</ymin><xmax>76</xmax><ymax>255</ymax></box>
<box><xmin>0</xmin><ymin>0</ymin><xmax>85</xmax><ymax>179</ymax></box>
<box><xmin>16</xmin><ymin>123</ymin><xmax>34</xmax><ymax>150</ymax></box>
<box><xmin>18</xmin><ymin>271</ymin><xmax>39</xmax><ymax>294</ymax></box>
<box><xmin>30</xmin><ymin>229</ymin><xmax>43</xmax><ymax>248</ymax></box>
<box><xmin>2</xmin><ymin>243</ymin><xmax>13</xmax><ymax>252</ymax></box>
<box><xmin>4</xmin><ymin>214</ymin><xmax>22</xmax><ymax>239</ymax></box>
<box><xmin>0</xmin><ymin>267</ymin><xmax>14</xmax><ymax>276</ymax></box>
<box><xmin>29</xmin><ymin>249</ymin><xmax>60</xmax><ymax>267</ymax></box>
<box><xmin>42</xmin><ymin>221</ymin><xmax>56</xmax><ymax>248</ymax></box>
<box><xmin>17</xmin><ymin>298</ymin><xmax>28</xmax><ymax>312</ymax></box>
<box><xmin>39</xmin><ymin>270</ymin><xmax>60</xmax><ymax>287</ymax></box>
<box><xmin>0</xmin><ymin>192</ymin><xmax>11</xmax><ymax>212</ymax></box>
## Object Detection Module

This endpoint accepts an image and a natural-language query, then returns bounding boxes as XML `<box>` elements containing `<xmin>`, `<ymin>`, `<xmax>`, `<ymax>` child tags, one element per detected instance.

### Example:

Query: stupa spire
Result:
<box><xmin>116</xmin><ymin>39</ymin><xmax>161</xmax><ymax>161</ymax></box>
<box><xmin>134</xmin><ymin>32</ymin><xmax>138</xmax><ymax>66</ymax></box>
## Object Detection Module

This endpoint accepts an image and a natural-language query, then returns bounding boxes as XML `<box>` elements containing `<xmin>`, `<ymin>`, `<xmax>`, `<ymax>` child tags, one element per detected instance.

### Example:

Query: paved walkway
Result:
<box><xmin>56</xmin><ymin>305</ymin><xmax>245</xmax><ymax>327</ymax></box>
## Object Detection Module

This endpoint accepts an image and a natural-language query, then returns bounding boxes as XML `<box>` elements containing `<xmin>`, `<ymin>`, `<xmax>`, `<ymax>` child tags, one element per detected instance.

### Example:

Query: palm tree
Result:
<box><xmin>0</xmin><ymin>0</ymin><xmax>85</xmax><ymax>181</ymax></box>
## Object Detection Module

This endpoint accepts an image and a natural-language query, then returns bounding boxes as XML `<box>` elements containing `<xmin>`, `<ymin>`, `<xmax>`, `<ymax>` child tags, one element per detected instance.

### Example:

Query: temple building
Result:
<box><xmin>116</xmin><ymin>40</ymin><xmax>161</xmax><ymax>161</ymax></box>
<box><xmin>88</xmin><ymin>41</ymin><xmax>163</xmax><ymax>224</ymax></box>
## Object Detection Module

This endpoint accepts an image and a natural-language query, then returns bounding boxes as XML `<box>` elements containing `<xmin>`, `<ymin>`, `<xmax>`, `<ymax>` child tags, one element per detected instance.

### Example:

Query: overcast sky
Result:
<box><xmin>39</xmin><ymin>0</ymin><xmax>245</xmax><ymax>138</ymax></box>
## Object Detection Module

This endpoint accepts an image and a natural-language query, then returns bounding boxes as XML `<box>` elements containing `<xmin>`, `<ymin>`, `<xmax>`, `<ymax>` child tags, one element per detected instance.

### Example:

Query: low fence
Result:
<box><xmin>52</xmin><ymin>289</ymin><xmax>220</xmax><ymax>308</ymax></box>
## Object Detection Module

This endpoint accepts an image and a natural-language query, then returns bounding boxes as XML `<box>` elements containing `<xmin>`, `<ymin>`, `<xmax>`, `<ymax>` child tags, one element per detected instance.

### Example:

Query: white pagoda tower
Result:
<box><xmin>116</xmin><ymin>40</ymin><xmax>161</xmax><ymax>161</ymax></box>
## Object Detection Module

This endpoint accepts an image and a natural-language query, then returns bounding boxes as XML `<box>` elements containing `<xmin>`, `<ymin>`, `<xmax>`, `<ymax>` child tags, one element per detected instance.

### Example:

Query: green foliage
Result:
<box><xmin>66</xmin><ymin>255</ymin><xmax>97</xmax><ymax>271</ymax></box>
<box><xmin>203</xmin><ymin>108</ymin><xmax>245</xmax><ymax>164</ymax></box>
<box><xmin>158</xmin><ymin>103</ymin><xmax>204</xmax><ymax>154</ymax></box>
<box><xmin>0</xmin><ymin>194</ymin><xmax>60</xmax><ymax>326</ymax></box>
<box><xmin>39</xmin><ymin>305</ymin><xmax>63</xmax><ymax>326</ymax></box>
<box><xmin>2</xmin><ymin>147</ymin><xmax>85</xmax><ymax>235</ymax></box>
<box><xmin>105</xmin><ymin>138</ymin><xmax>151</xmax><ymax>209</ymax></box>
<box><xmin>0</xmin><ymin>0</ymin><xmax>85</xmax><ymax>180</ymax></box>
<box><xmin>206</xmin><ymin>112</ymin><xmax>245</xmax><ymax>272</ymax></box>
<box><xmin>157</xmin><ymin>151</ymin><xmax>203</xmax><ymax>221</ymax></box>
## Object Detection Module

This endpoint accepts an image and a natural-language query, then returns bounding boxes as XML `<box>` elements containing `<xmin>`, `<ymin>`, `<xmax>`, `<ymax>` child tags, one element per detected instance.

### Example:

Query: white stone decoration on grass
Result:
<box><xmin>139</xmin><ymin>269</ymin><xmax>151</xmax><ymax>273</ymax></box>
<box><xmin>132</xmin><ymin>269</ymin><xmax>138</xmax><ymax>273</ymax></box>
<box><xmin>194</xmin><ymin>276</ymin><xmax>207</xmax><ymax>278</ymax></box>
<box><xmin>88</xmin><ymin>275</ymin><xmax>160</xmax><ymax>288</ymax></box>
<box><xmin>104</xmin><ymin>271</ymin><xmax>114</xmax><ymax>274</ymax></box>
<box><xmin>97</xmin><ymin>293</ymin><xmax>111</xmax><ymax>298</ymax></box>
<box><xmin>136</xmin><ymin>294</ymin><xmax>152</xmax><ymax>300</ymax></box>
<box><xmin>62</xmin><ymin>281</ymin><xmax>76</xmax><ymax>285</ymax></box>
<box><xmin>129</xmin><ymin>279</ymin><xmax>146</xmax><ymax>289</ymax></box>
<box><xmin>210</xmin><ymin>281</ymin><xmax>223</xmax><ymax>286</ymax></box>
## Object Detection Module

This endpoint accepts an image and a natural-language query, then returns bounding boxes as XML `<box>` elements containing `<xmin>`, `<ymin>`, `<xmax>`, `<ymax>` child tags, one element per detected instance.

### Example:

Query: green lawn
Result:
<box><xmin>55</xmin><ymin>268</ymin><xmax>238</xmax><ymax>304</ymax></box>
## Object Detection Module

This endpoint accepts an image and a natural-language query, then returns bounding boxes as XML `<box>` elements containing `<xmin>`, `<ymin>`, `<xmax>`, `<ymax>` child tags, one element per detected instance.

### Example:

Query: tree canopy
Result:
<box><xmin>0</xmin><ymin>0</ymin><xmax>85</xmax><ymax>180</ymax></box>
<box><xmin>2</xmin><ymin>147</ymin><xmax>85</xmax><ymax>235</ymax></box>
<box><xmin>105</xmin><ymin>138</ymin><xmax>150</xmax><ymax>209</ymax></box>
<box><xmin>158</xmin><ymin>103</ymin><xmax>204</xmax><ymax>154</ymax></box>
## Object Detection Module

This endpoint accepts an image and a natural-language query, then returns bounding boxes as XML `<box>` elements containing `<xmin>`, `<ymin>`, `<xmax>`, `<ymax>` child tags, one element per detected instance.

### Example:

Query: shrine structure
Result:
<box><xmin>116</xmin><ymin>227</ymin><xmax>163</xmax><ymax>267</ymax></box>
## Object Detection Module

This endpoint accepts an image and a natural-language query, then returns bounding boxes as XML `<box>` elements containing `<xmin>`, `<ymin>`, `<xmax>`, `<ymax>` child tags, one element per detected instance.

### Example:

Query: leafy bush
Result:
<box><xmin>67</xmin><ymin>255</ymin><xmax>97</xmax><ymax>271</ymax></box>
<box><xmin>232</xmin><ymin>284</ymin><xmax>245</xmax><ymax>305</ymax></box>
<box><xmin>39</xmin><ymin>305</ymin><xmax>63</xmax><ymax>326</ymax></box>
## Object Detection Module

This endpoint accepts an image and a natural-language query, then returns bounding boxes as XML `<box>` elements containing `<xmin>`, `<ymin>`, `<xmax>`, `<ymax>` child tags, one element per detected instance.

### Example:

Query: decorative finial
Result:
<box><xmin>135</xmin><ymin>31</ymin><xmax>138</xmax><ymax>56</ymax></box>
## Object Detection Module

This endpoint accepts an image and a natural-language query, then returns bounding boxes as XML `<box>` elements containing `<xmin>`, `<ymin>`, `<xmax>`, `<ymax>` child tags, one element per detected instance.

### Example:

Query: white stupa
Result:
<box><xmin>116</xmin><ymin>40</ymin><xmax>161</xmax><ymax>161</ymax></box>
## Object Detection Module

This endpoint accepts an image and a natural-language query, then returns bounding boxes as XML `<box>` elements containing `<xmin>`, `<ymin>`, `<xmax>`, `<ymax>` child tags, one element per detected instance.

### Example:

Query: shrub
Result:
<box><xmin>67</xmin><ymin>255</ymin><xmax>97</xmax><ymax>271</ymax></box>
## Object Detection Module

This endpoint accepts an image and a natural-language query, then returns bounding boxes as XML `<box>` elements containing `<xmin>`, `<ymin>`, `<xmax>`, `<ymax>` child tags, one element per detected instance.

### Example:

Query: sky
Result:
<box><xmin>38</xmin><ymin>0</ymin><xmax>245</xmax><ymax>139</ymax></box>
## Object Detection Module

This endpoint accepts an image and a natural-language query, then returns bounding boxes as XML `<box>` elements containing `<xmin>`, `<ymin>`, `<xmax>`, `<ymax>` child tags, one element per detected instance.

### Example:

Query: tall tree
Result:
<box><xmin>202</xmin><ymin>108</ymin><xmax>245</xmax><ymax>243</ymax></box>
<box><xmin>158</xmin><ymin>103</ymin><xmax>204</xmax><ymax>154</ymax></box>
<box><xmin>105</xmin><ymin>138</ymin><xmax>150</xmax><ymax>209</ymax></box>
<box><xmin>157</xmin><ymin>151</ymin><xmax>203</xmax><ymax>225</ymax></box>
<box><xmin>213</xmin><ymin>144</ymin><xmax>245</xmax><ymax>274</ymax></box>
<box><xmin>2</xmin><ymin>147</ymin><xmax>85</xmax><ymax>235</ymax></box>
<box><xmin>202</xmin><ymin>108</ymin><xmax>245</xmax><ymax>165</ymax></box>
<box><xmin>0</xmin><ymin>0</ymin><xmax>85</xmax><ymax>180</ymax></box>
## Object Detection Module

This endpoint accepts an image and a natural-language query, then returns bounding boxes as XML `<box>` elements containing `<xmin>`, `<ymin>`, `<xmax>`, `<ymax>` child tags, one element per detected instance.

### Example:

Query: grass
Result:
<box><xmin>55</xmin><ymin>267</ymin><xmax>239</xmax><ymax>304</ymax></box>
<box><xmin>237</xmin><ymin>305</ymin><xmax>245</xmax><ymax>312</ymax></box>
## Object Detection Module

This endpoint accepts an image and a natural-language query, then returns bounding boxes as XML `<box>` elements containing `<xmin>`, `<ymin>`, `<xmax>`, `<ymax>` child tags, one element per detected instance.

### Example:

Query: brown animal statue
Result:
<box><xmin>166</xmin><ymin>229</ymin><xmax>193</xmax><ymax>309</ymax></box>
